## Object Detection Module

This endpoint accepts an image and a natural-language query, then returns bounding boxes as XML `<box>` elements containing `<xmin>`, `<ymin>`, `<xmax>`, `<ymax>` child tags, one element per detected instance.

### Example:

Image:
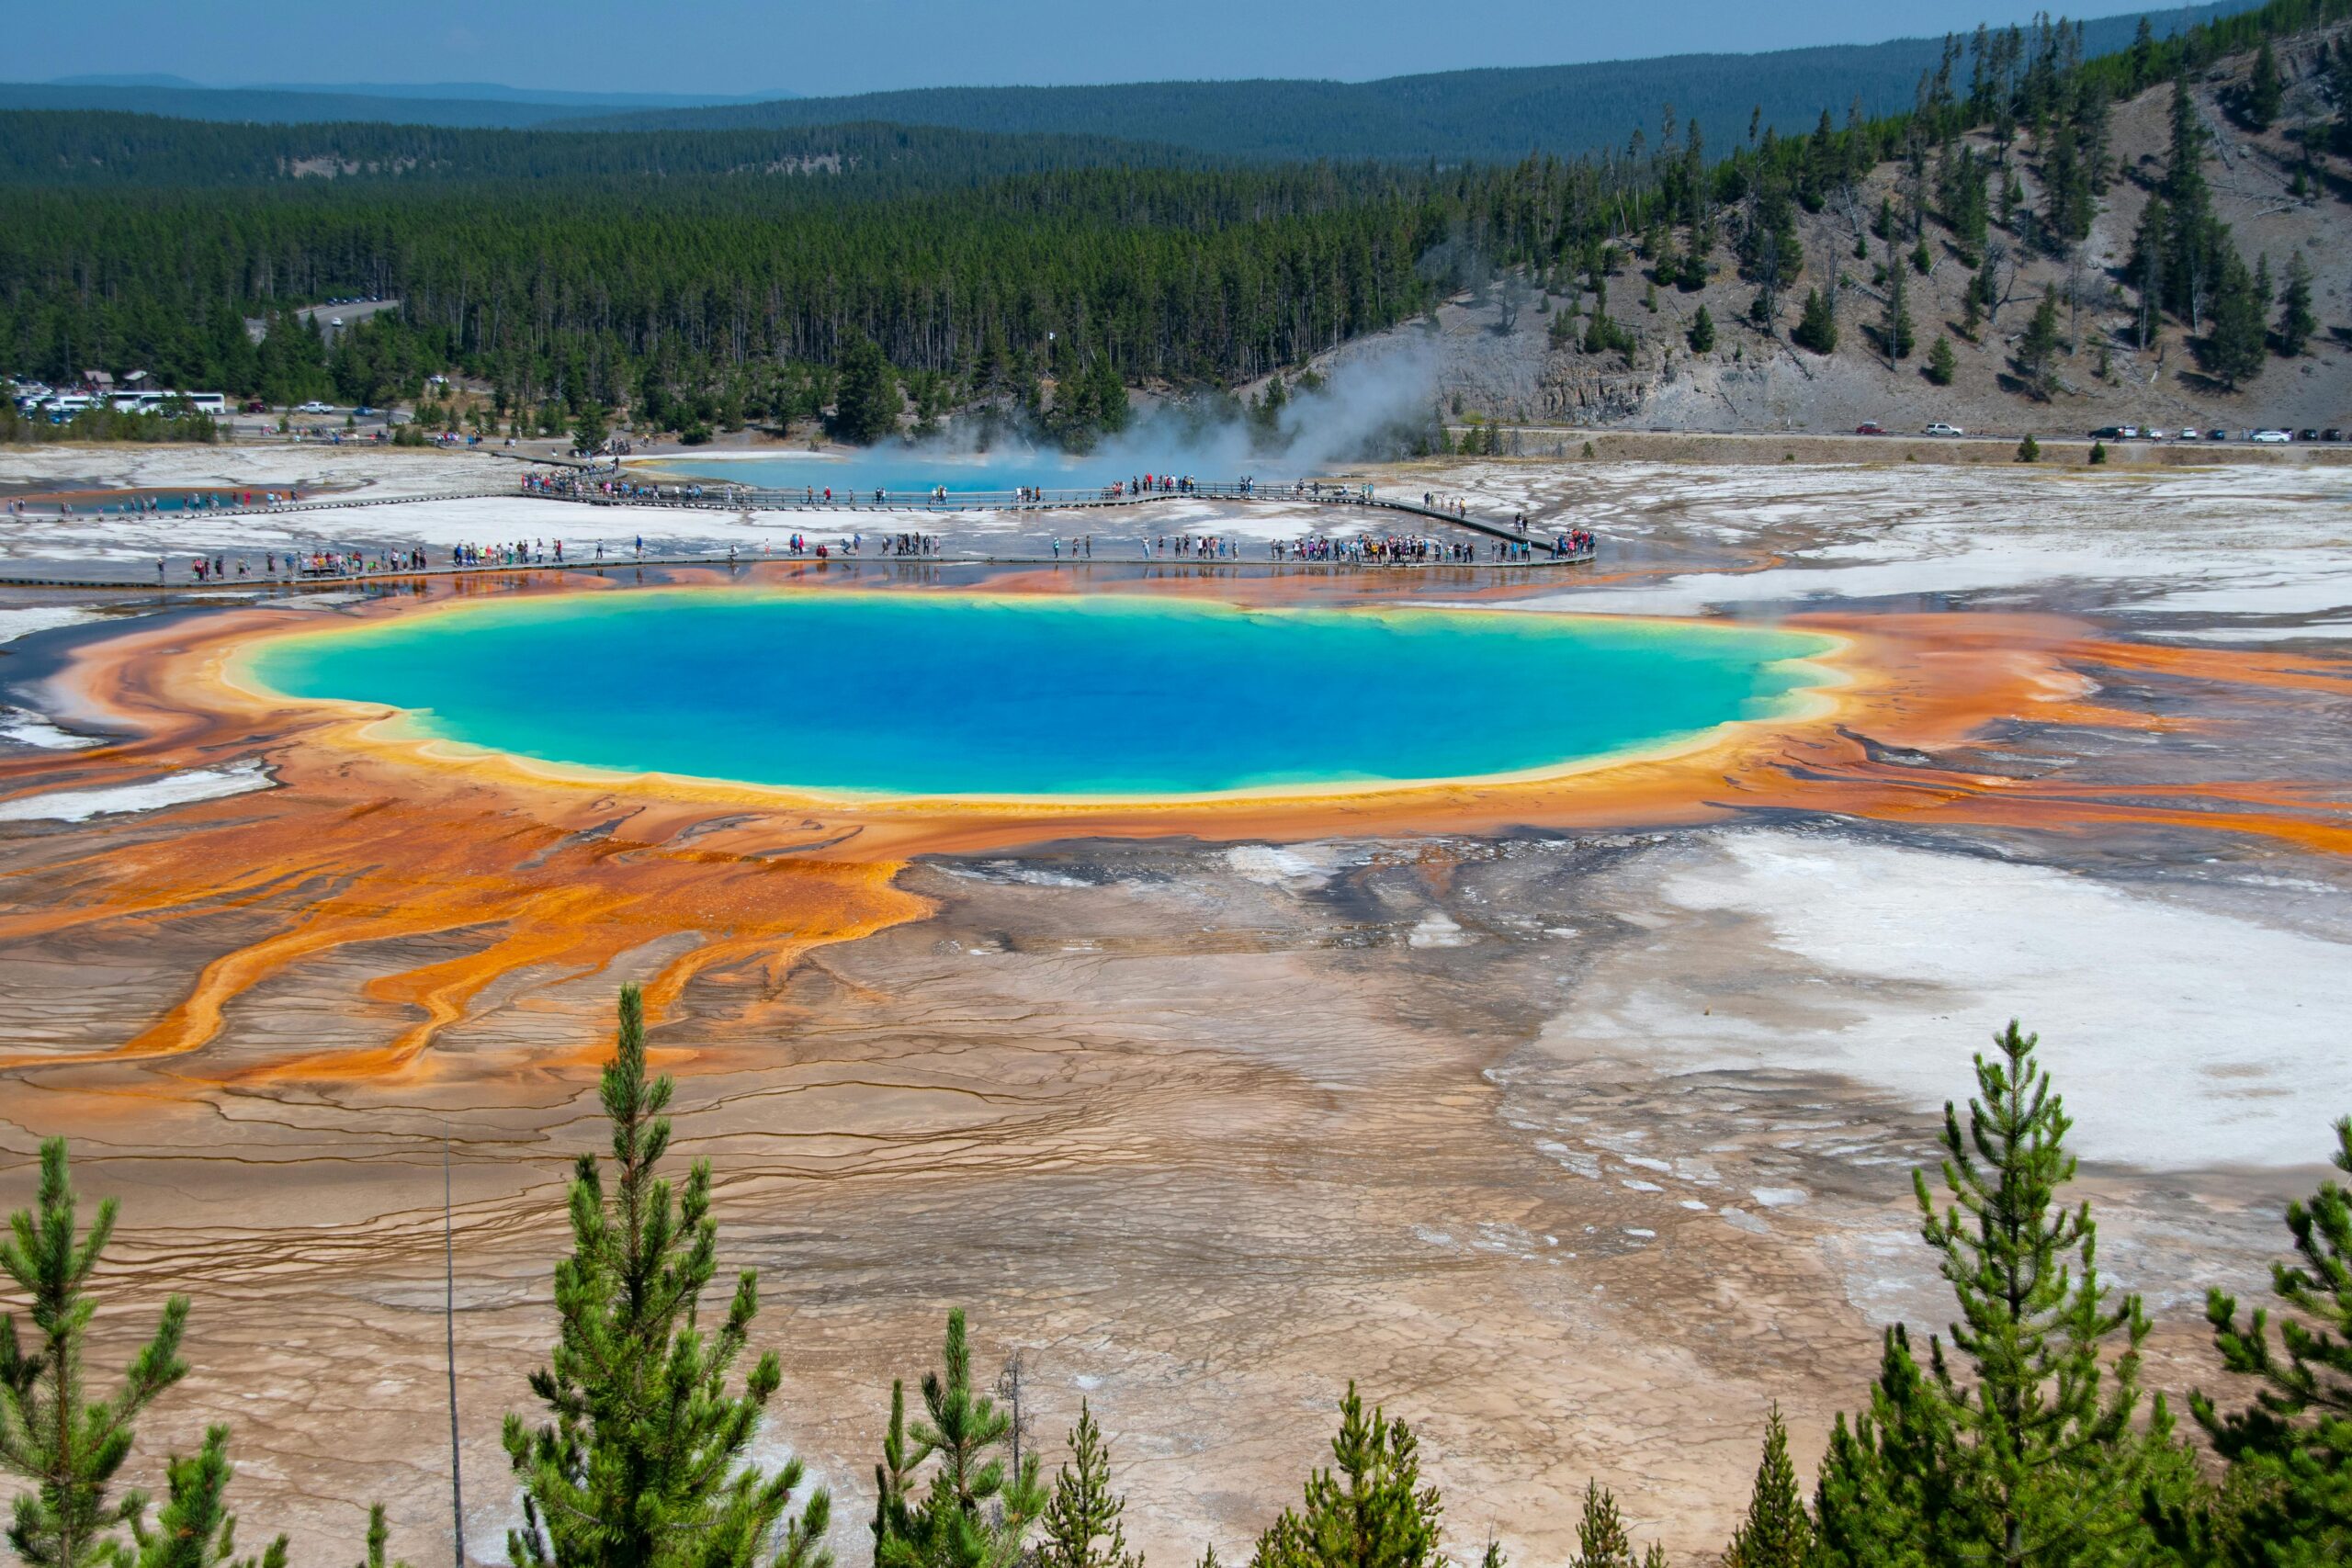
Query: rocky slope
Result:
<box><xmin>1332</xmin><ymin>28</ymin><xmax>2352</xmax><ymax>439</ymax></box>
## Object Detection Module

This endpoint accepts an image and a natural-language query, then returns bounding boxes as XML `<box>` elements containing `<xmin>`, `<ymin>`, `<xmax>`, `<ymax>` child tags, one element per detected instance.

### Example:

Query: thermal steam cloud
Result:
<box><xmin>941</xmin><ymin>335</ymin><xmax>1445</xmax><ymax>476</ymax></box>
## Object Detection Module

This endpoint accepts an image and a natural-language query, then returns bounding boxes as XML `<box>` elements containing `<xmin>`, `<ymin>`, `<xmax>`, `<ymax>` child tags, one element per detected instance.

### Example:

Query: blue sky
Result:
<box><xmin>18</xmin><ymin>0</ymin><xmax>2197</xmax><ymax>96</ymax></box>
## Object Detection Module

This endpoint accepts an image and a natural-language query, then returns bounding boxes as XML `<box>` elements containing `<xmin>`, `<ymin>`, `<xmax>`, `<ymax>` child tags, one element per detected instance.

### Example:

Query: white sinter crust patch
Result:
<box><xmin>1554</xmin><ymin>828</ymin><xmax>2352</xmax><ymax>1171</ymax></box>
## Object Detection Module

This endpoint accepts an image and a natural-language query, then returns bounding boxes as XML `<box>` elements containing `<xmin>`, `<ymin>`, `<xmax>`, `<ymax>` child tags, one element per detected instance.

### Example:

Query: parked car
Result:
<box><xmin>2088</xmin><ymin>426</ymin><xmax>2124</xmax><ymax>439</ymax></box>
<box><xmin>2324</xmin><ymin>429</ymin><xmax>2345</xmax><ymax>442</ymax></box>
<box><xmin>2145</xmin><ymin>428</ymin><xmax>2172</xmax><ymax>441</ymax></box>
<box><xmin>1856</xmin><ymin>420</ymin><xmax>1885</xmax><ymax>434</ymax></box>
<box><xmin>2301</xmin><ymin>429</ymin><xmax>2323</xmax><ymax>442</ymax></box>
<box><xmin>1923</xmin><ymin>422</ymin><xmax>1963</xmax><ymax>435</ymax></box>
<box><xmin>297</xmin><ymin>400</ymin><xmax>334</xmax><ymax>414</ymax></box>
<box><xmin>354</xmin><ymin>405</ymin><xmax>378</xmax><ymax>417</ymax></box>
<box><xmin>2252</xmin><ymin>428</ymin><xmax>2291</xmax><ymax>443</ymax></box>
<box><xmin>2206</xmin><ymin>429</ymin><xmax>2232</xmax><ymax>441</ymax></box>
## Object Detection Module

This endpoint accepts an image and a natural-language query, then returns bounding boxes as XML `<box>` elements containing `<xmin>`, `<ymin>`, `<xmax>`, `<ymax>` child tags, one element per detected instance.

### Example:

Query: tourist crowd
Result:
<box><xmin>522</xmin><ymin>472</ymin><xmax>750</xmax><ymax>506</ymax></box>
<box><xmin>10</xmin><ymin>489</ymin><xmax>304</xmax><ymax>518</ymax></box>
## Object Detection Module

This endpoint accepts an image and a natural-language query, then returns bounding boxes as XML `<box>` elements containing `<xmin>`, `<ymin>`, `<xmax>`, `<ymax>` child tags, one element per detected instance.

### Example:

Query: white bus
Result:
<box><xmin>105</xmin><ymin>389</ymin><xmax>228</xmax><ymax>415</ymax></box>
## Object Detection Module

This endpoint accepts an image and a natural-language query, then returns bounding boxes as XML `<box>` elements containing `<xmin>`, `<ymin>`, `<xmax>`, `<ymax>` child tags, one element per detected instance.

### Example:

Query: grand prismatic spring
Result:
<box><xmin>241</xmin><ymin>591</ymin><xmax>1837</xmax><ymax>797</ymax></box>
<box><xmin>0</xmin><ymin>446</ymin><xmax>2347</xmax><ymax>1568</ymax></box>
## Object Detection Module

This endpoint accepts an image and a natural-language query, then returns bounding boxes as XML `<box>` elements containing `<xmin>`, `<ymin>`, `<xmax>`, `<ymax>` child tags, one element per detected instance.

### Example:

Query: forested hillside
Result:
<box><xmin>0</xmin><ymin>113</ymin><xmax>1212</xmax><ymax>188</ymax></box>
<box><xmin>0</xmin><ymin>78</ymin><xmax>796</xmax><ymax>130</ymax></box>
<box><xmin>1</xmin><ymin>4</ymin><xmax>2259</xmax><ymax>159</ymax></box>
<box><xmin>0</xmin><ymin>166</ymin><xmax>1445</xmax><ymax>433</ymax></box>
<box><xmin>557</xmin><ymin>3</ymin><xmax>2259</xmax><ymax>161</ymax></box>
<box><xmin>1405</xmin><ymin>0</ymin><xmax>2352</xmax><ymax>436</ymax></box>
<box><xmin>4</xmin><ymin>0</ymin><xmax>2346</xmax><ymax>450</ymax></box>
<box><xmin>0</xmin><ymin>83</ymin><xmax>659</xmax><ymax>130</ymax></box>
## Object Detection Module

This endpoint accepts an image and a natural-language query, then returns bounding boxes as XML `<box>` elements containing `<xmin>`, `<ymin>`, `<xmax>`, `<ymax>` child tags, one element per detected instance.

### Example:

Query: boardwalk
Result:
<box><xmin>528</xmin><ymin>475</ymin><xmax>1593</xmax><ymax>556</ymax></box>
<box><xmin>0</xmin><ymin>476</ymin><xmax>1595</xmax><ymax>590</ymax></box>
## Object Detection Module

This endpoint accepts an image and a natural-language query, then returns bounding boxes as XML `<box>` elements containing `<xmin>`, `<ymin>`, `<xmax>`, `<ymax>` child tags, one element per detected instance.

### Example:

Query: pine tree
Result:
<box><xmin>2206</xmin><ymin>249</ymin><xmax>2268</xmax><ymax>391</ymax></box>
<box><xmin>1793</xmin><ymin>287</ymin><xmax>1838</xmax><ymax>355</ymax></box>
<box><xmin>2245</xmin><ymin>39</ymin><xmax>2283</xmax><ymax>131</ymax></box>
<box><xmin>2165</xmin><ymin>1117</ymin><xmax>2352</xmax><ymax>1564</ymax></box>
<box><xmin>569</xmin><ymin>406</ymin><xmax>607</xmax><ymax>456</ymax></box>
<box><xmin>1090</xmin><ymin>355</ymin><xmax>1131</xmax><ymax>437</ymax></box>
<box><xmin>2277</xmin><ymin>252</ymin><xmax>2316</xmax><ymax>358</ymax></box>
<box><xmin>115</xmin><ymin>1427</ymin><xmax>288</xmax><ymax>1568</ymax></box>
<box><xmin>1688</xmin><ymin>305</ymin><xmax>1716</xmax><ymax>353</ymax></box>
<box><xmin>0</xmin><ymin>1137</ymin><xmax>191</xmax><ymax>1568</ymax></box>
<box><xmin>503</xmin><ymin>985</ymin><xmax>832</xmax><ymax>1568</ymax></box>
<box><xmin>1248</xmin><ymin>1385</ymin><xmax>1441</xmax><ymax>1568</ymax></box>
<box><xmin>1823</xmin><ymin>1023</ymin><xmax>2182</xmax><ymax>1567</ymax></box>
<box><xmin>1883</xmin><ymin>247</ymin><xmax>1915</xmax><ymax>362</ymax></box>
<box><xmin>357</xmin><ymin>1505</ymin><xmax>410</xmax><ymax>1568</ymax></box>
<box><xmin>2017</xmin><ymin>294</ymin><xmax>2063</xmax><ymax>400</ymax></box>
<box><xmin>875</xmin><ymin>1310</ymin><xmax>1045</xmax><ymax>1568</ymax></box>
<box><xmin>1724</xmin><ymin>1405</ymin><xmax>1810</xmax><ymax>1568</ymax></box>
<box><xmin>1925</xmin><ymin>334</ymin><xmax>1956</xmax><ymax>387</ymax></box>
<box><xmin>1039</xmin><ymin>1404</ymin><xmax>1138</xmax><ymax>1568</ymax></box>
<box><xmin>831</xmin><ymin>335</ymin><xmax>900</xmax><ymax>446</ymax></box>
<box><xmin>1570</xmin><ymin>1481</ymin><xmax>1630</xmax><ymax>1568</ymax></box>
<box><xmin>1975</xmin><ymin>250</ymin><xmax>2004</xmax><ymax>331</ymax></box>
<box><xmin>1813</xmin><ymin>1325</ymin><xmax>1945</xmax><ymax>1568</ymax></box>
<box><xmin>874</xmin><ymin>1379</ymin><xmax>918</xmax><ymax>1556</ymax></box>
<box><xmin>2159</xmin><ymin>77</ymin><xmax>2219</xmax><ymax>326</ymax></box>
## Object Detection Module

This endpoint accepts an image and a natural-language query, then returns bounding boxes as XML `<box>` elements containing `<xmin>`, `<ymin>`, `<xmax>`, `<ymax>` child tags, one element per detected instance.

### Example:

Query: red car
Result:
<box><xmin>1856</xmin><ymin>421</ymin><xmax>1885</xmax><ymax>434</ymax></box>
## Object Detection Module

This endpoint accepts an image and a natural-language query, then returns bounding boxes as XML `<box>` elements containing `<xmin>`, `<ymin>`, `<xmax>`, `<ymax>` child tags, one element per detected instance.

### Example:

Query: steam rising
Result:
<box><xmin>967</xmin><ymin>335</ymin><xmax>1443</xmax><ymax>475</ymax></box>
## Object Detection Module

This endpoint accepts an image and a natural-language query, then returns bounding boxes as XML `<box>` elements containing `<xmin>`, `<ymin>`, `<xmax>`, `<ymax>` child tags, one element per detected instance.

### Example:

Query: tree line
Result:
<box><xmin>0</xmin><ymin>164</ymin><xmax>1444</xmax><ymax>445</ymax></box>
<box><xmin>4</xmin><ymin>0</ymin><xmax>2347</xmax><ymax>444</ymax></box>
<box><xmin>0</xmin><ymin>112</ymin><xmax>1221</xmax><ymax>190</ymax></box>
<box><xmin>3</xmin><ymin>994</ymin><xmax>2346</xmax><ymax>1568</ymax></box>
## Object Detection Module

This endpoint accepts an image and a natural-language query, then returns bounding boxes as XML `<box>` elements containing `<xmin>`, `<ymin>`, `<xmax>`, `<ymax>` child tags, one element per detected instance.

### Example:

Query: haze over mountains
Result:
<box><xmin>2</xmin><ymin>0</ymin><xmax>2259</xmax><ymax>160</ymax></box>
<box><xmin>554</xmin><ymin>2</ymin><xmax>2256</xmax><ymax>160</ymax></box>
<box><xmin>0</xmin><ymin>79</ymin><xmax>799</xmax><ymax>130</ymax></box>
<box><xmin>46</xmin><ymin>74</ymin><xmax>801</xmax><ymax>107</ymax></box>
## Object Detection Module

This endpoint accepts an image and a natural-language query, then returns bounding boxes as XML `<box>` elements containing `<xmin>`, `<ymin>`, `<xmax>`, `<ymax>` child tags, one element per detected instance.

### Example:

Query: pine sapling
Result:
<box><xmin>2172</xmin><ymin>1116</ymin><xmax>2352</xmax><ymax>1562</ymax></box>
<box><xmin>503</xmin><ymin>985</ymin><xmax>831</xmax><ymax>1568</ymax></box>
<box><xmin>876</xmin><ymin>1310</ymin><xmax>1045</xmax><ymax>1568</ymax></box>
<box><xmin>1039</xmin><ymin>1403</ymin><xmax>1138</xmax><ymax>1568</ymax></box>
<box><xmin>1571</xmin><ymin>1480</ymin><xmax>1631</xmax><ymax>1568</ymax></box>
<box><xmin>1249</xmin><ymin>1384</ymin><xmax>1442</xmax><ymax>1568</ymax></box>
<box><xmin>117</xmin><ymin>1426</ymin><xmax>288</xmax><ymax>1568</ymax></box>
<box><xmin>1914</xmin><ymin>1021</ymin><xmax>2179</xmax><ymax>1567</ymax></box>
<box><xmin>0</xmin><ymin>1137</ymin><xmax>190</xmax><ymax>1568</ymax></box>
<box><xmin>1724</xmin><ymin>1404</ymin><xmax>1811</xmax><ymax>1568</ymax></box>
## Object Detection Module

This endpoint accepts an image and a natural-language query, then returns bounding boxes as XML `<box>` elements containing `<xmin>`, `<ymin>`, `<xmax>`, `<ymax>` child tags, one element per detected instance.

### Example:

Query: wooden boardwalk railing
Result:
<box><xmin>0</xmin><ymin>479</ymin><xmax>1592</xmax><ymax>589</ymax></box>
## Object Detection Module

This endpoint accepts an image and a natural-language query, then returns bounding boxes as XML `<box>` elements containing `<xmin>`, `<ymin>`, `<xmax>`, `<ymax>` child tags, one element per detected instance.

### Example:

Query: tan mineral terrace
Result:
<box><xmin>0</xmin><ymin>457</ymin><xmax>2348</xmax><ymax>1566</ymax></box>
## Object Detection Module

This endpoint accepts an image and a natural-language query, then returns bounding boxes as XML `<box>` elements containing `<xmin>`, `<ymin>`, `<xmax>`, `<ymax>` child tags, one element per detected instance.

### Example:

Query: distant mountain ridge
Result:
<box><xmin>7</xmin><ymin>2</ymin><xmax>2261</xmax><ymax>154</ymax></box>
<box><xmin>554</xmin><ymin>1</ymin><xmax>2261</xmax><ymax>159</ymax></box>
<box><xmin>1</xmin><ymin>78</ymin><xmax>799</xmax><ymax>129</ymax></box>
<box><xmin>236</xmin><ymin>81</ymin><xmax>798</xmax><ymax>107</ymax></box>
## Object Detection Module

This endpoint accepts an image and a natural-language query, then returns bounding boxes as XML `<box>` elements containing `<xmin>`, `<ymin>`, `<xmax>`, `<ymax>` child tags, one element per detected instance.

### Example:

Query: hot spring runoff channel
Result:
<box><xmin>245</xmin><ymin>591</ymin><xmax>1838</xmax><ymax>798</ymax></box>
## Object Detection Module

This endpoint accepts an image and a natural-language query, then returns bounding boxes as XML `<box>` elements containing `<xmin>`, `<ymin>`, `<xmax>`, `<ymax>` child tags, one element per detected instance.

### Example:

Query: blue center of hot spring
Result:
<box><xmin>247</xmin><ymin>591</ymin><xmax>1834</xmax><ymax>798</ymax></box>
